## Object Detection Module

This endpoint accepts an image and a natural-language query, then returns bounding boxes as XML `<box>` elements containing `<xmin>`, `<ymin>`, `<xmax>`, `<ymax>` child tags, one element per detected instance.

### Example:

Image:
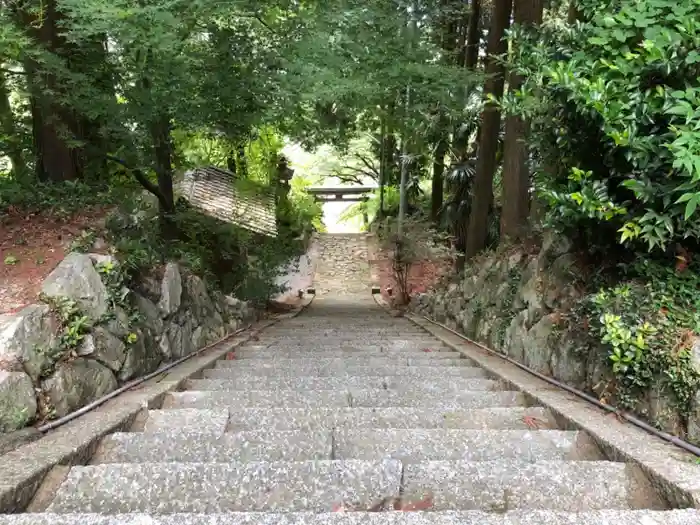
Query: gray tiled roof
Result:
<box><xmin>177</xmin><ymin>166</ymin><xmax>277</xmax><ymax>237</ymax></box>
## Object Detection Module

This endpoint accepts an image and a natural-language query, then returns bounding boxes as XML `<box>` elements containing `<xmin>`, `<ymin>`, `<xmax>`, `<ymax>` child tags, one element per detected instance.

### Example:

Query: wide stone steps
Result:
<box><xmin>186</xmin><ymin>376</ymin><xmax>500</xmax><ymax>391</ymax></box>
<box><xmin>92</xmin><ymin>429</ymin><xmax>596</xmax><ymax>464</ymax></box>
<box><xmin>0</xmin><ymin>510</ymin><xmax>697</xmax><ymax>525</ymax></box>
<box><xmin>37</xmin><ymin>460</ymin><xmax>651</xmax><ymax>513</ymax></box>
<box><xmin>4</xmin><ymin>294</ymin><xmax>696</xmax><ymax>523</ymax></box>
<box><xmin>204</xmin><ymin>364</ymin><xmax>487</xmax><ymax>378</ymax></box>
<box><xmin>162</xmin><ymin>389</ymin><xmax>526</xmax><ymax>409</ymax></box>
<box><xmin>145</xmin><ymin>406</ymin><xmax>561</xmax><ymax>432</ymax></box>
<box><xmin>213</xmin><ymin>356</ymin><xmax>473</xmax><ymax>368</ymax></box>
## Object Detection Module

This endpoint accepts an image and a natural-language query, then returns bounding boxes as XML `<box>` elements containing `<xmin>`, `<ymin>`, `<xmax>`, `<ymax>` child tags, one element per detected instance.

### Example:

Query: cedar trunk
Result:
<box><xmin>0</xmin><ymin>72</ymin><xmax>27</xmax><ymax>179</ymax></box>
<box><xmin>500</xmin><ymin>0</ymin><xmax>544</xmax><ymax>240</ymax></box>
<box><xmin>464</xmin><ymin>0</ymin><xmax>513</xmax><ymax>258</ymax></box>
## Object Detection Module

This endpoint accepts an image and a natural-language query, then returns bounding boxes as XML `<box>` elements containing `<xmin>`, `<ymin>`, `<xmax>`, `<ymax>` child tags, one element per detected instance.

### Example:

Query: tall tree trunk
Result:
<box><xmin>150</xmin><ymin>115</ymin><xmax>176</xmax><ymax>215</ymax></box>
<box><xmin>0</xmin><ymin>71</ymin><xmax>27</xmax><ymax>179</ymax></box>
<box><xmin>500</xmin><ymin>0</ymin><xmax>544</xmax><ymax>241</ymax></box>
<box><xmin>21</xmin><ymin>0</ymin><xmax>84</xmax><ymax>181</ymax></box>
<box><xmin>465</xmin><ymin>0</ymin><xmax>513</xmax><ymax>258</ymax></box>
<box><xmin>465</xmin><ymin>0</ymin><xmax>481</xmax><ymax>71</ymax></box>
<box><xmin>237</xmin><ymin>143</ymin><xmax>248</xmax><ymax>178</ymax></box>
<box><xmin>567</xmin><ymin>0</ymin><xmax>581</xmax><ymax>24</ymax></box>
<box><xmin>431</xmin><ymin>139</ymin><xmax>448</xmax><ymax>223</ymax></box>
<box><xmin>379</xmin><ymin>113</ymin><xmax>386</xmax><ymax>217</ymax></box>
<box><xmin>453</xmin><ymin>0</ymin><xmax>481</xmax><ymax>161</ymax></box>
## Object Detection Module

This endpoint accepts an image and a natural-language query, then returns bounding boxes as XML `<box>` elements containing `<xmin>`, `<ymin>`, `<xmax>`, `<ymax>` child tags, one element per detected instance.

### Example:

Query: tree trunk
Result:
<box><xmin>431</xmin><ymin>139</ymin><xmax>448</xmax><ymax>223</ymax></box>
<box><xmin>567</xmin><ymin>0</ymin><xmax>581</xmax><ymax>24</ymax></box>
<box><xmin>500</xmin><ymin>0</ymin><xmax>544</xmax><ymax>241</ymax></box>
<box><xmin>149</xmin><ymin>114</ymin><xmax>177</xmax><ymax>243</ymax></box>
<box><xmin>0</xmin><ymin>72</ymin><xmax>28</xmax><ymax>179</ymax></box>
<box><xmin>453</xmin><ymin>0</ymin><xmax>481</xmax><ymax>161</ymax></box>
<box><xmin>465</xmin><ymin>0</ymin><xmax>481</xmax><ymax>70</ymax></box>
<box><xmin>464</xmin><ymin>0</ymin><xmax>513</xmax><ymax>258</ymax></box>
<box><xmin>21</xmin><ymin>0</ymin><xmax>85</xmax><ymax>181</ymax></box>
<box><xmin>237</xmin><ymin>143</ymin><xmax>248</xmax><ymax>178</ymax></box>
<box><xmin>379</xmin><ymin>114</ymin><xmax>386</xmax><ymax>217</ymax></box>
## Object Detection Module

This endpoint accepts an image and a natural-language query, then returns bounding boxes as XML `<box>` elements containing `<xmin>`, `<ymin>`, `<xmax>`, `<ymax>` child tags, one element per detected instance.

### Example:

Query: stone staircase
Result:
<box><xmin>313</xmin><ymin>234</ymin><xmax>371</xmax><ymax>296</ymax></box>
<box><xmin>1</xmin><ymin>298</ymin><xmax>698</xmax><ymax>523</ymax></box>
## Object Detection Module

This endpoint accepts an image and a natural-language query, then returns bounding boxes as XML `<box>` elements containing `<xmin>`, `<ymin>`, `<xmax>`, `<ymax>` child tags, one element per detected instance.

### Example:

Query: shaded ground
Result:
<box><xmin>0</xmin><ymin>209</ymin><xmax>109</xmax><ymax>314</ymax></box>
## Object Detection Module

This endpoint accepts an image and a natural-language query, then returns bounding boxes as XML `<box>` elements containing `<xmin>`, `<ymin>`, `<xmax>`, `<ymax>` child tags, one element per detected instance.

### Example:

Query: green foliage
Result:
<box><xmin>515</xmin><ymin>0</ymin><xmax>700</xmax><ymax>251</ymax></box>
<box><xmin>277</xmin><ymin>175</ymin><xmax>325</xmax><ymax>236</ymax></box>
<box><xmin>583</xmin><ymin>260</ymin><xmax>700</xmax><ymax>418</ymax></box>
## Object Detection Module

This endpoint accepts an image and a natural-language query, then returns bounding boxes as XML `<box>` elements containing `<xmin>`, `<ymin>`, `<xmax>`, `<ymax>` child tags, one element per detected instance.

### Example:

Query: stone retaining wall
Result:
<box><xmin>411</xmin><ymin>232</ymin><xmax>700</xmax><ymax>445</ymax></box>
<box><xmin>0</xmin><ymin>253</ymin><xmax>254</xmax><ymax>434</ymax></box>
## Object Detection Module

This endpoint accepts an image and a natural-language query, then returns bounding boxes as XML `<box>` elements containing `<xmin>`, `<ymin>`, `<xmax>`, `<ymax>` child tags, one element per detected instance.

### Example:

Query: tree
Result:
<box><xmin>500</xmin><ymin>0</ymin><xmax>544</xmax><ymax>240</ymax></box>
<box><xmin>465</xmin><ymin>0</ymin><xmax>513</xmax><ymax>258</ymax></box>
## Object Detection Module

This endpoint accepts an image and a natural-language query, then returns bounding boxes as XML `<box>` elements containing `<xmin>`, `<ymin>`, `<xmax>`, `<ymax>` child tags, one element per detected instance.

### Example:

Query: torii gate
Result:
<box><xmin>306</xmin><ymin>186</ymin><xmax>377</xmax><ymax>227</ymax></box>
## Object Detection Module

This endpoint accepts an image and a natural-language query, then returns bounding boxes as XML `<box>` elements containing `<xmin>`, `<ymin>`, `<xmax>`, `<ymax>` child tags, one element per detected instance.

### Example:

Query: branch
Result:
<box><xmin>355</xmin><ymin>153</ymin><xmax>380</xmax><ymax>179</ymax></box>
<box><xmin>106</xmin><ymin>155</ymin><xmax>168</xmax><ymax>209</ymax></box>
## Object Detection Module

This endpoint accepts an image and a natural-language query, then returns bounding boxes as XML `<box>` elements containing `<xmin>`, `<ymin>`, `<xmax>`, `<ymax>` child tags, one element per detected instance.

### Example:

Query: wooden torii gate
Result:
<box><xmin>305</xmin><ymin>186</ymin><xmax>377</xmax><ymax>227</ymax></box>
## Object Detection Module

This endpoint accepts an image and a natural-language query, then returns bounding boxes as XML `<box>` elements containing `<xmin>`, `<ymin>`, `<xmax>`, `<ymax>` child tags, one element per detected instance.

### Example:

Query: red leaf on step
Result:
<box><xmin>397</xmin><ymin>494</ymin><xmax>434</xmax><ymax>511</ymax></box>
<box><xmin>225</xmin><ymin>352</ymin><xmax>236</xmax><ymax>360</ymax></box>
<box><xmin>331</xmin><ymin>503</ymin><xmax>346</xmax><ymax>512</ymax></box>
<box><xmin>522</xmin><ymin>415</ymin><xmax>546</xmax><ymax>430</ymax></box>
<box><xmin>422</xmin><ymin>348</ymin><xmax>432</xmax><ymax>353</ymax></box>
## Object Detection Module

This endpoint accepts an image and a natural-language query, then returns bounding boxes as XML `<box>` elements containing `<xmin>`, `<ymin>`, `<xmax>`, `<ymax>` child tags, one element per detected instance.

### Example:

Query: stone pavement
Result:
<box><xmin>0</xmin><ymin>233</ymin><xmax>698</xmax><ymax>523</ymax></box>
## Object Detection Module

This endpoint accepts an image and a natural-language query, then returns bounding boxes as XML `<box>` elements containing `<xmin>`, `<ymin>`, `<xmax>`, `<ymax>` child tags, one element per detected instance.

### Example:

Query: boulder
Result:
<box><xmin>158</xmin><ymin>263</ymin><xmax>182</xmax><ymax>318</ymax></box>
<box><xmin>0</xmin><ymin>304</ymin><xmax>58</xmax><ymax>381</ymax></box>
<box><xmin>0</xmin><ymin>371</ymin><xmax>37</xmax><ymax>432</ymax></box>
<box><xmin>522</xmin><ymin>315</ymin><xmax>556</xmax><ymax>375</ymax></box>
<box><xmin>42</xmin><ymin>359</ymin><xmax>117</xmax><ymax>418</ymax></box>
<box><xmin>41</xmin><ymin>253</ymin><xmax>109</xmax><ymax>319</ymax></box>
<box><xmin>184</xmin><ymin>274</ymin><xmax>215</xmax><ymax>323</ymax></box>
<box><xmin>133</xmin><ymin>293</ymin><xmax>163</xmax><ymax>335</ymax></box>
<box><xmin>689</xmin><ymin>391</ymin><xmax>700</xmax><ymax>445</ymax></box>
<box><xmin>106</xmin><ymin>306</ymin><xmax>131</xmax><ymax>339</ymax></box>
<box><xmin>119</xmin><ymin>329</ymin><xmax>162</xmax><ymax>382</ymax></box>
<box><xmin>78</xmin><ymin>327</ymin><xmax>126</xmax><ymax>372</ymax></box>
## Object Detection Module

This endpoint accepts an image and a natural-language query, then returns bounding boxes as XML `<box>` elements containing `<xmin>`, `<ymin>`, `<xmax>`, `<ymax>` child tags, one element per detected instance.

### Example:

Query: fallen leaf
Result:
<box><xmin>422</xmin><ymin>348</ymin><xmax>433</xmax><ymax>353</ymax></box>
<box><xmin>225</xmin><ymin>352</ymin><xmax>236</xmax><ymax>360</ymax></box>
<box><xmin>522</xmin><ymin>415</ymin><xmax>546</xmax><ymax>430</ymax></box>
<box><xmin>331</xmin><ymin>503</ymin><xmax>346</xmax><ymax>512</ymax></box>
<box><xmin>395</xmin><ymin>494</ymin><xmax>434</xmax><ymax>511</ymax></box>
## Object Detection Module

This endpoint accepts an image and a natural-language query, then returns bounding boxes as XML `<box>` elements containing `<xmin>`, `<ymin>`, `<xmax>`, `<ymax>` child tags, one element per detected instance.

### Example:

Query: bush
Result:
<box><xmin>105</xmin><ymin>194</ymin><xmax>301</xmax><ymax>307</ymax></box>
<box><xmin>513</xmin><ymin>0</ymin><xmax>700</xmax><ymax>252</ymax></box>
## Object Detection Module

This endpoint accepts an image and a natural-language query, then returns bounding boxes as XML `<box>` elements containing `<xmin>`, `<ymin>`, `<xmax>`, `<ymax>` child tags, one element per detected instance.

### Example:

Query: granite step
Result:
<box><xmin>44</xmin><ymin>460</ymin><xmax>402</xmax><ymax>513</ymax></box>
<box><xmin>203</xmin><ymin>365</ymin><xmax>488</xmax><ymax>379</ymax></box>
<box><xmin>333</xmin><ymin>429</ymin><xmax>601</xmax><ymax>462</ymax></box>
<box><xmin>3</xmin><ymin>511</ymin><xmax>698</xmax><ymax>525</ymax></box>
<box><xmin>92</xmin><ymin>430</ymin><xmax>332</xmax><ymax>464</ymax></box>
<box><xmin>242</xmin><ymin>343</ymin><xmax>455</xmax><ymax>352</ymax></box>
<box><xmin>163</xmin><ymin>389</ymin><xmax>526</xmax><ymax>410</ymax></box>
<box><xmin>147</xmin><ymin>406</ymin><xmax>559</xmax><ymax>432</ymax></box>
<box><xmin>213</xmin><ymin>357</ymin><xmax>472</xmax><ymax>368</ymax></box>
<box><xmin>231</xmin><ymin>349</ymin><xmax>464</xmax><ymax>359</ymax></box>
<box><xmin>402</xmin><ymin>460</ymin><xmax>655</xmax><ymax>511</ymax></box>
<box><xmin>186</xmin><ymin>376</ymin><xmax>500</xmax><ymax>392</ymax></box>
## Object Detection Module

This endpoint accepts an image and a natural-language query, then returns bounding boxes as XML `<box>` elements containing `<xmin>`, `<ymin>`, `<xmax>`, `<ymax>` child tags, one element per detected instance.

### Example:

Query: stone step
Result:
<box><xmin>203</xmin><ymin>365</ymin><xmax>488</xmax><ymax>379</ymax></box>
<box><xmin>164</xmin><ymin>389</ymin><xmax>526</xmax><ymax>410</ymax></box>
<box><xmin>349</xmin><ymin>389</ymin><xmax>525</xmax><ymax>408</ymax></box>
<box><xmin>241</xmin><ymin>344</ymin><xmax>455</xmax><ymax>352</ymax></box>
<box><xmin>232</xmin><ymin>349</ymin><xmax>464</xmax><ymax>359</ymax></box>
<box><xmin>45</xmin><ymin>460</ymin><xmax>402</xmax><ymax>513</ymax></box>
<box><xmin>149</xmin><ymin>406</ymin><xmax>558</xmax><ymax>432</ymax></box>
<box><xmin>403</xmin><ymin>460</ymin><xmax>650</xmax><ymax>511</ymax></box>
<box><xmin>1</xmin><ymin>511</ymin><xmax>698</xmax><ymax>525</ymax></box>
<box><xmin>336</xmin><ymin>429</ymin><xmax>601</xmax><ymax>462</ymax></box>
<box><xmin>92</xmin><ymin>430</ymin><xmax>332</xmax><ymax>464</ymax></box>
<box><xmin>186</xmin><ymin>376</ymin><xmax>500</xmax><ymax>392</ymax></box>
<box><xmin>213</xmin><ymin>357</ymin><xmax>473</xmax><ymax>369</ymax></box>
<box><xmin>92</xmin><ymin>428</ymin><xmax>593</xmax><ymax>465</ymax></box>
<box><xmin>252</xmin><ymin>338</ymin><xmax>442</xmax><ymax>346</ymax></box>
<box><xmin>163</xmin><ymin>389</ymin><xmax>351</xmax><ymax>409</ymax></box>
<box><xmin>142</xmin><ymin>408</ymin><xmax>229</xmax><ymax>434</ymax></box>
